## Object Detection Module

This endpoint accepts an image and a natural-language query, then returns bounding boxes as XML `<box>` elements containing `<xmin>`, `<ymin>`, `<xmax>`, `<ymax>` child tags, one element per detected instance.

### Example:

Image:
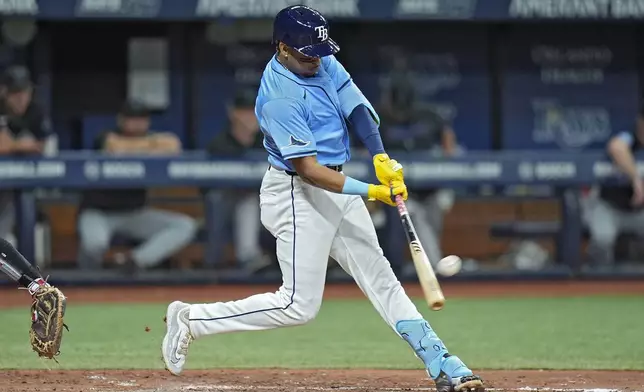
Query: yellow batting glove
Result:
<box><xmin>392</xmin><ymin>179</ymin><xmax>408</xmax><ymax>201</ymax></box>
<box><xmin>373</xmin><ymin>153</ymin><xmax>404</xmax><ymax>186</ymax></box>
<box><xmin>367</xmin><ymin>180</ymin><xmax>408</xmax><ymax>207</ymax></box>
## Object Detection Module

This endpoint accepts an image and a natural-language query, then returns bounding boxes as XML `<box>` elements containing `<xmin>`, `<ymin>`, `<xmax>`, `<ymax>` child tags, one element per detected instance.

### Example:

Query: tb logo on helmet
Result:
<box><xmin>315</xmin><ymin>26</ymin><xmax>329</xmax><ymax>41</ymax></box>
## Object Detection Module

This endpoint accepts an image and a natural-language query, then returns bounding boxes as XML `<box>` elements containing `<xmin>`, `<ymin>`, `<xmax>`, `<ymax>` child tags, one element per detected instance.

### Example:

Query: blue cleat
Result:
<box><xmin>396</xmin><ymin>320</ymin><xmax>485</xmax><ymax>392</ymax></box>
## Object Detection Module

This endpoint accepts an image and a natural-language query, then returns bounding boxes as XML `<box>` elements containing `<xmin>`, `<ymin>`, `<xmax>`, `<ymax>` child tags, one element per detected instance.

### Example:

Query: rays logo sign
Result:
<box><xmin>531</xmin><ymin>99</ymin><xmax>612</xmax><ymax>149</ymax></box>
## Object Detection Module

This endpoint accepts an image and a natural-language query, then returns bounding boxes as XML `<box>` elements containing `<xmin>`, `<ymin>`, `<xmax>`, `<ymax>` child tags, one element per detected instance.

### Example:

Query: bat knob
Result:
<box><xmin>431</xmin><ymin>302</ymin><xmax>444</xmax><ymax>311</ymax></box>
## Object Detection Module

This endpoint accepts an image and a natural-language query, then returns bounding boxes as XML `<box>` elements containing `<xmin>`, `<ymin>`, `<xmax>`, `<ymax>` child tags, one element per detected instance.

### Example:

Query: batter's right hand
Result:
<box><xmin>367</xmin><ymin>181</ymin><xmax>408</xmax><ymax>206</ymax></box>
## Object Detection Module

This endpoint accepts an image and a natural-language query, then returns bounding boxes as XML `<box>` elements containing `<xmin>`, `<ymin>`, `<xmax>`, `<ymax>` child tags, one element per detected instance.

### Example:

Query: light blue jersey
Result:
<box><xmin>255</xmin><ymin>54</ymin><xmax>379</xmax><ymax>171</ymax></box>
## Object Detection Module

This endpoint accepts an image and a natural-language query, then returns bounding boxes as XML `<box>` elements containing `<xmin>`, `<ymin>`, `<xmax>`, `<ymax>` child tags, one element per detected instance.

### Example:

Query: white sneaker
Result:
<box><xmin>161</xmin><ymin>301</ymin><xmax>193</xmax><ymax>375</ymax></box>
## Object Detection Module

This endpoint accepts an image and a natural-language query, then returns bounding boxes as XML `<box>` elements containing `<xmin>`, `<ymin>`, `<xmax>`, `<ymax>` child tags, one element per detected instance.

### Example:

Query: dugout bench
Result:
<box><xmin>3</xmin><ymin>151</ymin><xmax>643</xmax><ymax>275</ymax></box>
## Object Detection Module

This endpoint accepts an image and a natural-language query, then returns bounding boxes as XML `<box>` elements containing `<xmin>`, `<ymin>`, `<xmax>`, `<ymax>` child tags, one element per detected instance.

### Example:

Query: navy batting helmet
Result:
<box><xmin>272</xmin><ymin>5</ymin><xmax>340</xmax><ymax>58</ymax></box>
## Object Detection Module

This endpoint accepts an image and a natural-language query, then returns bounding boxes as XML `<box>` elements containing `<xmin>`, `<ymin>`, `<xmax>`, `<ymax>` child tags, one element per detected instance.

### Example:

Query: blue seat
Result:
<box><xmin>81</xmin><ymin>115</ymin><xmax>115</xmax><ymax>149</ymax></box>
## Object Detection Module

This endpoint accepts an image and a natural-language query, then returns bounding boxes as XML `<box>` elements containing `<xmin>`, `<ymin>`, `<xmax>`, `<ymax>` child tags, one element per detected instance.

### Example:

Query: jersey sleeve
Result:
<box><xmin>262</xmin><ymin>98</ymin><xmax>317</xmax><ymax>160</ymax></box>
<box><xmin>614</xmin><ymin>131</ymin><xmax>635</xmax><ymax>147</ymax></box>
<box><xmin>322</xmin><ymin>55</ymin><xmax>380</xmax><ymax>125</ymax></box>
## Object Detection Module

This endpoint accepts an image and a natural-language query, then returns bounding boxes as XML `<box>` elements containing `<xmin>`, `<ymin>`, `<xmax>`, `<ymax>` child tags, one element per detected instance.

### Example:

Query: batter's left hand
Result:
<box><xmin>391</xmin><ymin>179</ymin><xmax>408</xmax><ymax>202</ymax></box>
<box><xmin>367</xmin><ymin>180</ymin><xmax>408</xmax><ymax>207</ymax></box>
<box><xmin>373</xmin><ymin>153</ymin><xmax>404</xmax><ymax>186</ymax></box>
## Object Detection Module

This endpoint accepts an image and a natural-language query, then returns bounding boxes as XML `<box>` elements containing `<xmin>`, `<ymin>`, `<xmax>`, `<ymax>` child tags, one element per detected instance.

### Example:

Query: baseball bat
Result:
<box><xmin>394</xmin><ymin>195</ymin><xmax>445</xmax><ymax>311</ymax></box>
<box><xmin>0</xmin><ymin>255</ymin><xmax>22</xmax><ymax>281</ymax></box>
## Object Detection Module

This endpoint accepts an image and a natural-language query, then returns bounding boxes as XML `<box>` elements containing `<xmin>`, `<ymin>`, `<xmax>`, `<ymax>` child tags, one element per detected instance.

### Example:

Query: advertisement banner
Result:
<box><xmin>194</xmin><ymin>0</ymin><xmax>360</xmax><ymax>18</ymax></box>
<box><xmin>508</xmin><ymin>0</ymin><xmax>644</xmax><ymax>19</ymax></box>
<box><xmin>393</xmin><ymin>0</ymin><xmax>478</xmax><ymax>19</ymax></box>
<box><xmin>74</xmin><ymin>0</ymin><xmax>162</xmax><ymax>17</ymax></box>
<box><xmin>7</xmin><ymin>0</ymin><xmax>644</xmax><ymax>20</ymax></box>
<box><xmin>499</xmin><ymin>26</ymin><xmax>639</xmax><ymax>150</ymax></box>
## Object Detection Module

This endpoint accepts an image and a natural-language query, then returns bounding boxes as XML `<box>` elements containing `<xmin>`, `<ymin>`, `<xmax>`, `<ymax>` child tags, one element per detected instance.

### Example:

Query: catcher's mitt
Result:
<box><xmin>29</xmin><ymin>285</ymin><xmax>68</xmax><ymax>360</ymax></box>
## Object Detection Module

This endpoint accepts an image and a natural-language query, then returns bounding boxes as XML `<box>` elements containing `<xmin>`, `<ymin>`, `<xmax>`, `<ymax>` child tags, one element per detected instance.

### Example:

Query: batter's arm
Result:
<box><xmin>262</xmin><ymin>98</ymin><xmax>405</xmax><ymax>204</ymax></box>
<box><xmin>291</xmin><ymin>156</ymin><xmax>407</xmax><ymax>207</ymax></box>
<box><xmin>262</xmin><ymin>98</ymin><xmax>317</xmax><ymax>160</ymax></box>
<box><xmin>291</xmin><ymin>156</ymin><xmax>349</xmax><ymax>193</ymax></box>
<box><xmin>323</xmin><ymin>55</ymin><xmax>380</xmax><ymax>126</ymax></box>
<box><xmin>348</xmin><ymin>104</ymin><xmax>385</xmax><ymax>156</ymax></box>
<box><xmin>322</xmin><ymin>57</ymin><xmax>386</xmax><ymax>157</ymax></box>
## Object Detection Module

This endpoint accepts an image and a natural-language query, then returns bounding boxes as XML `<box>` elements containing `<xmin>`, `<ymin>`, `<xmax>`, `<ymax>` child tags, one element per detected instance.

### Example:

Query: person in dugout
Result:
<box><xmin>207</xmin><ymin>88</ymin><xmax>273</xmax><ymax>274</ymax></box>
<box><xmin>585</xmin><ymin>104</ymin><xmax>644</xmax><ymax>267</ymax></box>
<box><xmin>77</xmin><ymin>101</ymin><xmax>198</xmax><ymax>271</ymax></box>
<box><xmin>376</xmin><ymin>55</ymin><xmax>459</xmax><ymax>273</ymax></box>
<box><xmin>0</xmin><ymin>65</ymin><xmax>54</xmax><ymax>241</ymax></box>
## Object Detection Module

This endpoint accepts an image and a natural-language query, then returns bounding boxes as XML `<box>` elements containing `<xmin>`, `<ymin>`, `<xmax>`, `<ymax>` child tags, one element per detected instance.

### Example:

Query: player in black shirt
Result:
<box><xmin>77</xmin><ymin>101</ymin><xmax>197</xmax><ymax>271</ymax></box>
<box><xmin>0</xmin><ymin>65</ymin><xmax>52</xmax><ymax>154</ymax></box>
<box><xmin>586</xmin><ymin>105</ymin><xmax>644</xmax><ymax>267</ymax></box>
<box><xmin>0</xmin><ymin>66</ymin><xmax>53</xmax><ymax>239</ymax></box>
<box><xmin>206</xmin><ymin>89</ymin><xmax>271</xmax><ymax>273</ymax></box>
<box><xmin>378</xmin><ymin>60</ymin><xmax>459</xmax><ymax>273</ymax></box>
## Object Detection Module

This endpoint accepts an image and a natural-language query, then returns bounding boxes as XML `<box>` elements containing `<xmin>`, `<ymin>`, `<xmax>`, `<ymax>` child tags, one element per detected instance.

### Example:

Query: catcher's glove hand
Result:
<box><xmin>29</xmin><ymin>285</ymin><xmax>68</xmax><ymax>360</ymax></box>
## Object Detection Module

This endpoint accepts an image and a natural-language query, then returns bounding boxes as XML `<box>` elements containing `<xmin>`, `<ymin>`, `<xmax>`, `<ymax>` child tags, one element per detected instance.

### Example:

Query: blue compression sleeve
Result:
<box><xmin>342</xmin><ymin>176</ymin><xmax>370</xmax><ymax>196</ymax></box>
<box><xmin>348</xmin><ymin>104</ymin><xmax>385</xmax><ymax>156</ymax></box>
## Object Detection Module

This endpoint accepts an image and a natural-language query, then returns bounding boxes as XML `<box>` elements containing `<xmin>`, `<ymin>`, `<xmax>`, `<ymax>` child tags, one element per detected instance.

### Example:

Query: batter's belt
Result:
<box><xmin>269</xmin><ymin>164</ymin><xmax>343</xmax><ymax>176</ymax></box>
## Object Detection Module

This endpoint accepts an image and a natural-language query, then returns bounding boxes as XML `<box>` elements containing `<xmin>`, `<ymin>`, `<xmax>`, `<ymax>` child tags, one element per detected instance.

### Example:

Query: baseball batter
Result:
<box><xmin>162</xmin><ymin>6</ymin><xmax>484</xmax><ymax>392</ymax></box>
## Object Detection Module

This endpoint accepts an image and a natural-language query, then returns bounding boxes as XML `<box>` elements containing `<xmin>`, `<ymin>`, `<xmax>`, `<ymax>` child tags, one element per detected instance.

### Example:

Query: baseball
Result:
<box><xmin>436</xmin><ymin>255</ymin><xmax>462</xmax><ymax>277</ymax></box>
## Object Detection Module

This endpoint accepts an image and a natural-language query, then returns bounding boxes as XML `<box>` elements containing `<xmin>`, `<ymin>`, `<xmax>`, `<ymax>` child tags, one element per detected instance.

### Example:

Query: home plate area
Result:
<box><xmin>2</xmin><ymin>370</ymin><xmax>642</xmax><ymax>392</ymax></box>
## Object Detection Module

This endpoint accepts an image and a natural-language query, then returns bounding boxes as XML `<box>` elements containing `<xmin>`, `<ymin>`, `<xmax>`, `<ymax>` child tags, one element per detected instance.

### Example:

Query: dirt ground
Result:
<box><xmin>2</xmin><ymin>369</ymin><xmax>643</xmax><ymax>392</ymax></box>
<box><xmin>3</xmin><ymin>280</ymin><xmax>644</xmax><ymax>307</ymax></box>
<box><xmin>1</xmin><ymin>281</ymin><xmax>643</xmax><ymax>392</ymax></box>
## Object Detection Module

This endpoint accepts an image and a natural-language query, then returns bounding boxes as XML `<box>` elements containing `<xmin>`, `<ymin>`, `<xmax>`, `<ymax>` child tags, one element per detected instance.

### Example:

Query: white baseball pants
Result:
<box><xmin>189</xmin><ymin>167</ymin><xmax>422</xmax><ymax>338</ymax></box>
